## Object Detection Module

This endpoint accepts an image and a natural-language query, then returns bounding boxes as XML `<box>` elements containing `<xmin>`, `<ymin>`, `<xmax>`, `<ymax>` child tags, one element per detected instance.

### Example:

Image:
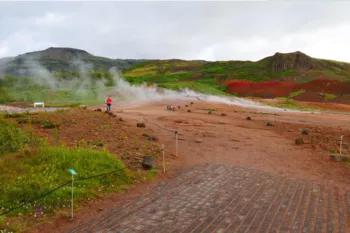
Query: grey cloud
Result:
<box><xmin>0</xmin><ymin>1</ymin><xmax>350</xmax><ymax>61</ymax></box>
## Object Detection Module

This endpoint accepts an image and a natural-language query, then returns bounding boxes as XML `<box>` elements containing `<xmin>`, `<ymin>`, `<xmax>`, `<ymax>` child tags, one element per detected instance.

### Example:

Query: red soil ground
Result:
<box><xmin>223</xmin><ymin>79</ymin><xmax>350</xmax><ymax>104</ymax></box>
<box><xmin>24</xmin><ymin>98</ymin><xmax>350</xmax><ymax>233</ymax></box>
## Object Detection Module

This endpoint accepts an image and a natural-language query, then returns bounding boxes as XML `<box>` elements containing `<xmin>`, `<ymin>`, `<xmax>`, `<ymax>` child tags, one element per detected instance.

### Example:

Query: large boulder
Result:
<box><xmin>142</xmin><ymin>156</ymin><xmax>155</xmax><ymax>170</ymax></box>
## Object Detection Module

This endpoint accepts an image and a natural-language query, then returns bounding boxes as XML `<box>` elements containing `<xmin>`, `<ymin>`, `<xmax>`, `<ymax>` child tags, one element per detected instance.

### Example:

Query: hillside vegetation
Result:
<box><xmin>0</xmin><ymin>47</ymin><xmax>146</xmax><ymax>76</ymax></box>
<box><xmin>0</xmin><ymin>48</ymin><xmax>350</xmax><ymax>104</ymax></box>
<box><xmin>123</xmin><ymin>51</ymin><xmax>350</xmax><ymax>103</ymax></box>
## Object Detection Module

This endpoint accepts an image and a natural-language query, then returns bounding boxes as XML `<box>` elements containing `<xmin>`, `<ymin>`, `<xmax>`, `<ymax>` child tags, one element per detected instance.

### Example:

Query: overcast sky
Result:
<box><xmin>1</xmin><ymin>1</ymin><xmax>350</xmax><ymax>62</ymax></box>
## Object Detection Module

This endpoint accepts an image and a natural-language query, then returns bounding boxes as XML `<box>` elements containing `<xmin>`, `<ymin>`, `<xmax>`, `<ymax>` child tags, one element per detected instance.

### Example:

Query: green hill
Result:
<box><xmin>122</xmin><ymin>51</ymin><xmax>350</xmax><ymax>100</ymax></box>
<box><xmin>0</xmin><ymin>47</ymin><xmax>147</xmax><ymax>76</ymax></box>
<box><xmin>124</xmin><ymin>51</ymin><xmax>350</xmax><ymax>83</ymax></box>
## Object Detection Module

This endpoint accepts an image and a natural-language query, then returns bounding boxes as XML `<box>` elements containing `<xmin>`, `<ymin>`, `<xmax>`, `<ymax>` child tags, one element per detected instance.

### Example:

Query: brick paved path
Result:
<box><xmin>70</xmin><ymin>163</ymin><xmax>349</xmax><ymax>233</ymax></box>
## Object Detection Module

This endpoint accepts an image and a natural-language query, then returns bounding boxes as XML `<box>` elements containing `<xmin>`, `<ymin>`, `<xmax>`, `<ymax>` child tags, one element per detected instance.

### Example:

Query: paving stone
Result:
<box><xmin>69</xmin><ymin>163</ymin><xmax>348</xmax><ymax>233</ymax></box>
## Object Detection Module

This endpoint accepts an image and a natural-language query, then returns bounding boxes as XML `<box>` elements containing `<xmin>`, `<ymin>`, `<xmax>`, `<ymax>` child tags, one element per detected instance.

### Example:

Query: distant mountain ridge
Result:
<box><xmin>0</xmin><ymin>47</ymin><xmax>148</xmax><ymax>76</ymax></box>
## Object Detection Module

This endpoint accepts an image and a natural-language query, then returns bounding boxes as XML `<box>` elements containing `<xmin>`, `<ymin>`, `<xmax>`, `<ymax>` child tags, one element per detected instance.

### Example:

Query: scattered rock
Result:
<box><xmin>41</xmin><ymin>120</ymin><xmax>57</xmax><ymax>129</ymax></box>
<box><xmin>208</xmin><ymin>111</ymin><xmax>212</xmax><ymax>114</ymax></box>
<box><xmin>94</xmin><ymin>108</ymin><xmax>102</xmax><ymax>112</ymax></box>
<box><xmin>148</xmin><ymin>136</ymin><xmax>159</xmax><ymax>141</ymax></box>
<box><xmin>188</xmin><ymin>109</ymin><xmax>191</xmax><ymax>112</ymax></box>
<box><xmin>191</xmin><ymin>102</ymin><xmax>194</xmax><ymax>105</ymax></box>
<box><xmin>79</xmin><ymin>105</ymin><xmax>87</xmax><ymax>110</ymax></box>
<box><xmin>295</xmin><ymin>138</ymin><xmax>304</xmax><ymax>145</ymax></box>
<box><xmin>137</xmin><ymin>123</ymin><xmax>146</xmax><ymax>128</ymax></box>
<box><xmin>330</xmin><ymin>154</ymin><xmax>349</xmax><ymax>162</ymax></box>
<box><xmin>142</xmin><ymin>156</ymin><xmax>155</xmax><ymax>170</ymax></box>
<box><xmin>177</xmin><ymin>106</ymin><xmax>180</xmax><ymax>109</ymax></box>
<box><xmin>221</xmin><ymin>113</ymin><xmax>227</xmax><ymax>116</ymax></box>
<box><xmin>246</xmin><ymin>116</ymin><xmax>252</xmax><ymax>120</ymax></box>
<box><xmin>185</xmin><ymin>105</ymin><xmax>188</xmax><ymax>107</ymax></box>
<box><xmin>266</xmin><ymin>122</ymin><xmax>273</xmax><ymax>126</ymax></box>
<box><xmin>97</xmin><ymin>208</ymin><xmax>103</xmax><ymax>212</ymax></box>
<box><xmin>119</xmin><ymin>118</ymin><xmax>124</xmax><ymax>122</ymax></box>
<box><xmin>195</xmin><ymin>139</ymin><xmax>203</xmax><ymax>143</ymax></box>
<box><xmin>301</xmin><ymin>129</ymin><xmax>309</xmax><ymax>135</ymax></box>
<box><xmin>112</xmin><ymin>114</ymin><xmax>117</xmax><ymax>118</ymax></box>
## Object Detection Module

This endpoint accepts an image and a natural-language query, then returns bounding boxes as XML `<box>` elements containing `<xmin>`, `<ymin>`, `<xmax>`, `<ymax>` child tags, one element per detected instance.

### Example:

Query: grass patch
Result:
<box><xmin>264</xmin><ymin>100</ymin><xmax>316</xmax><ymax>112</ymax></box>
<box><xmin>288</xmin><ymin>89</ymin><xmax>305</xmax><ymax>98</ymax></box>
<box><xmin>144</xmin><ymin>169</ymin><xmax>158</xmax><ymax>180</ymax></box>
<box><xmin>0</xmin><ymin>146</ymin><xmax>130</xmax><ymax>218</ymax></box>
<box><xmin>284</xmin><ymin>99</ymin><xmax>296</xmax><ymax>105</ymax></box>
<box><xmin>275</xmin><ymin>97</ymin><xmax>287</xmax><ymax>101</ymax></box>
<box><xmin>324</xmin><ymin>93</ymin><xmax>337</xmax><ymax>100</ymax></box>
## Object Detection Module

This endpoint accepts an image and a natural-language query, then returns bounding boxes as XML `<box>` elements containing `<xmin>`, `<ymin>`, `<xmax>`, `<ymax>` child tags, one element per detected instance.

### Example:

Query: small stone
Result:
<box><xmin>246</xmin><ymin>116</ymin><xmax>252</xmax><ymax>120</ymax></box>
<box><xmin>188</xmin><ymin>109</ymin><xmax>191</xmax><ymax>112</ymax></box>
<box><xmin>195</xmin><ymin>139</ymin><xmax>203</xmax><ymax>143</ymax></box>
<box><xmin>142</xmin><ymin>156</ymin><xmax>155</xmax><ymax>170</ymax></box>
<box><xmin>177</xmin><ymin>106</ymin><xmax>181</xmax><ymax>109</ymax></box>
<box><xmin>301</xmin><ymin>129</ymin><xmax>309</xmax><ymax>135</ymax></box>
<box><xmin>148</xmin><ymin>136</ymin><xmax>159</xmax><ymax>141</ymax></box>
<box><xmin>221</xmin><ymin>113</ymin><xmax>227</xmax><ymax>116</ymax></box>
<box><xmin>137</xmin><ymin>123</ymin><xmax>146</xmax><ymax>128</ymax></box>
<box><xmin>94</xmin><ymin>108</ymin><xmax>102</xmax><ymax>112</ymax></box>
<box><xmin>295</xmin><ymin>138</ymin><xmax>304</xmax><ymax>145</ymax></box>
<box><xmin>266</xmin><ymin>122</ymin><xmax>273</xmax><ymax>126</ymax></box>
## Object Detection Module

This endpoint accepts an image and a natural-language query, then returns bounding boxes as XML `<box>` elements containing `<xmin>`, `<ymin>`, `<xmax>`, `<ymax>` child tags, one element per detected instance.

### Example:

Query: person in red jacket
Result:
<box><xmin>106</xmin><ymin>96</ymin><xmax>112</xmax><ymax>112</ymax></box>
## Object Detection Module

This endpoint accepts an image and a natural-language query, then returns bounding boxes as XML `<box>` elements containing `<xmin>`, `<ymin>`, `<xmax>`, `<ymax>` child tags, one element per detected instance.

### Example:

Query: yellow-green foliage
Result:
<box><xmin>124</xmin><ymin>65</ymin><xmax>157</xmax><ymax>77</ymax></box>
<box><xmin>0</xmin><ymin>118</ymin><xmax>30</xmax><ymax>155</ymax></box>
<box><xmin>288</xmin><ymin>89</ymin><xmax>305</xmax><ymax>98</ymax></box>
<box><xmin>324</xmin><ymin>93</ymin><xmax>337</xmax><ymax>100</ymax></box>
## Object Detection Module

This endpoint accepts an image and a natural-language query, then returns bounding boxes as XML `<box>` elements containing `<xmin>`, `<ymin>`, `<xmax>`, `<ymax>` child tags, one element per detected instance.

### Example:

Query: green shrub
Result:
<box><xmin>0</xmin><ymin>118</ymin><xmax>29</xmax><ymax>155</ymax></box>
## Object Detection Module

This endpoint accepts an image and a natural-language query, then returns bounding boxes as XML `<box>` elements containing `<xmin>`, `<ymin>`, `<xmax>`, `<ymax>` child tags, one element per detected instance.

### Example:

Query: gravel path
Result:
<box><xmin>0</xmin><ymin>104</ymin><xmax>64</xmax><ymax>113</ymax></box>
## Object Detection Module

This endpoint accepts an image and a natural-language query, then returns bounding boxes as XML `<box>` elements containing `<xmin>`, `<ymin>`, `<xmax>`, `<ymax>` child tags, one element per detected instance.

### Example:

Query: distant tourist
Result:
<box><xmin>106</xmin><ymin>96</ymin><xmax>112</xmax><ymax>112</ymax></box>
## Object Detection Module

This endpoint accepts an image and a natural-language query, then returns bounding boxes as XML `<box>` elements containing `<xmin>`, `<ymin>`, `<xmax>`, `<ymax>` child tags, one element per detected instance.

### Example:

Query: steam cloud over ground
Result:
<box><xmin>1</xmin><ymin>59</ymin><xmax>299</xmax><ymax>112</ymax></box>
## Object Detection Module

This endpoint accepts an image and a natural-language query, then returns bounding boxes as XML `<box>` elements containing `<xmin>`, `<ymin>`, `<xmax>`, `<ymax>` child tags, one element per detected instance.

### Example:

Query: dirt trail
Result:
<box><xmin>113</xmin><ymin>100</ymin><xmax>350</xmax><ymax>189</ymax></box>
